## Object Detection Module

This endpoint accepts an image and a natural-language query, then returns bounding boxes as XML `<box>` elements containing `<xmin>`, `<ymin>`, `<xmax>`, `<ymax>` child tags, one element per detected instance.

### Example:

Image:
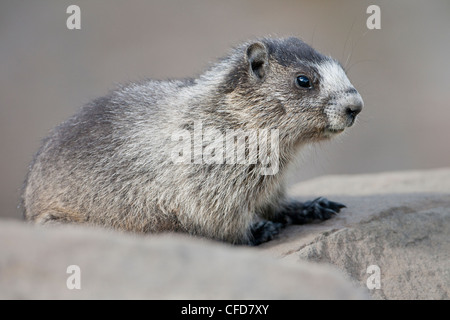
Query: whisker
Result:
<box><xmin>342</xmin><ymin>16</ymin><xmax>358</xmax><ymax>70</ymax></box>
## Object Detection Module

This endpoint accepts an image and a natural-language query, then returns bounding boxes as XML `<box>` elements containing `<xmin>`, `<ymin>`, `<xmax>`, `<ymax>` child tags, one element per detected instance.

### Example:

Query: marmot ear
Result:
<box><xmin>246</xmin><ymin>42</ymin><xmax>268</xmax><ymax>80</ymax></box>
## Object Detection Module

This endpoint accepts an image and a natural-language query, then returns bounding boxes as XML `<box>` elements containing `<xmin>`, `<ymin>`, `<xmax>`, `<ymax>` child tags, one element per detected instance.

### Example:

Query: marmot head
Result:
<box><xmin>221</xmin><ymin>37</ymin><xmax>363</xmax><ymax>146</ymax></box>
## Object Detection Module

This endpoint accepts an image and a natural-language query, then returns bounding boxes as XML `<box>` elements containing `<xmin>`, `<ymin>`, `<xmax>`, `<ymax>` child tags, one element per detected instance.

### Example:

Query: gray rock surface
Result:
<box><xmin>0</xmin><ymin>220</ymin><xmax>366</xmax><ymax>299</ymax></box>
<box><xmin>1</xmin><ymin>168</ymin><xmax>449</xmax><ymax>299</ymax></box>
<box><xmin>261</xmin><ymin>168</ymin><xmax>450</xmax><ymax>300</ymax></box>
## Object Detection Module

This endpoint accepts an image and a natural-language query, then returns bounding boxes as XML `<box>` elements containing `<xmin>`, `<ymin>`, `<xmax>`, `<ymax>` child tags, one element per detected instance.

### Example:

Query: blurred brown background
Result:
<box><xmin>1</xmin><ymin>0</ymin><xmax>449</xmax><ymax>219</ymax></box>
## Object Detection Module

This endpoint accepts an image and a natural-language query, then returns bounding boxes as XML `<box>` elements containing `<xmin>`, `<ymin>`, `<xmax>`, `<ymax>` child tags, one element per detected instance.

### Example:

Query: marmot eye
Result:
<box><xmin>296</xmin><ymin>75</ymin><xmax>312</xmax><ymax>88</ymax></box>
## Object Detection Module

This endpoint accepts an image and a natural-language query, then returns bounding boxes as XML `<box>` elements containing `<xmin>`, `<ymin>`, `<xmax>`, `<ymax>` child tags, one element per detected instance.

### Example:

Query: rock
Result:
<box><xmin>0</xmin><ymin>220</ymin><xmax>366</xmax><ymax>299</ymax></box>
<box><xmin>261</xmin><ymin>168</ymin><xmax>450</xmax><ymax>300</ymax></box>
<box><xmin>2</xmin><ymin>168</ymin><xmax>449</xmax><ymax>300</ymax></box>
<box><xmin>297</xmin><ymin>207</ymin><xmax>450</xmax><ymax>299</ymax></box>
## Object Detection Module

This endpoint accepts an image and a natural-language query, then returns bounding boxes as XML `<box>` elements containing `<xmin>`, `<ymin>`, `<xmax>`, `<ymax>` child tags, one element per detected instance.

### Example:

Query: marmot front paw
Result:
<box><xmin>249</xmin><ymin>220</ymin><xmax>283</xmax><ymax>246</ymax></box>
<box><xmin>278</xmin><ymin>198</ymin><xmax>346</xmax><ymax>225</ymax></box>
<box><xmin>302</xmin><ymin>197</ymin><xmax>346</xmax><ymax>221</ymax></box>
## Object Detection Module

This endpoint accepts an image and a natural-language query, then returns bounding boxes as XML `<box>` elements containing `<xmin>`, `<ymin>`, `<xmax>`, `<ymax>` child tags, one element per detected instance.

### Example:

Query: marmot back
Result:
<box><xmin>22</xmin><ymin>37</ymin><xmax>363</xmax><ymax>245</ymax></box>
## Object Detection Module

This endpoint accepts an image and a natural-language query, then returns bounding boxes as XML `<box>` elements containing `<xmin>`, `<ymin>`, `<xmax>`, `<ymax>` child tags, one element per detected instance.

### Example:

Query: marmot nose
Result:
<box><xmin>345</xmin><ymin>100</ymin><xmax>363</xmax><ymax>122</ymax></box>
<box><xmin>344</xmin><ymin>98</ymin><xmax>363</xmax><ymax>127</ymax></box>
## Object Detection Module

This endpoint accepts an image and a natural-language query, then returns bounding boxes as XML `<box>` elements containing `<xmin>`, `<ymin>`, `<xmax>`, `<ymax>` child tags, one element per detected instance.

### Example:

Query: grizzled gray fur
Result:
<box><xmin>22</xmin><ymin>37</ymin><xmax>363</xmax><ymax>245</ymax></box>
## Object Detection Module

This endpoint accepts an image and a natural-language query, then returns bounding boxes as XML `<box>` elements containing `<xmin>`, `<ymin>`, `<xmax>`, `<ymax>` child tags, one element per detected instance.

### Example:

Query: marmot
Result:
<box><xmin>22</xmin><ymin>37</ymin><xmax>363</xmax><ymax>245</ymax></box>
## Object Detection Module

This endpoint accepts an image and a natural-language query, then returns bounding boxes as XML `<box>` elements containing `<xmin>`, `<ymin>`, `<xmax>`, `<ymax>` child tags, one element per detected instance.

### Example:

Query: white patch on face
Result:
<box><xmin>316</xmin><ymin>60</ymin><xmax>352</xmax><ymax>95</ymax></box>
<box><xmin>315</xmin><ymin>60</ymin><xmax>364</xmax><ymax>132</ymax></box>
